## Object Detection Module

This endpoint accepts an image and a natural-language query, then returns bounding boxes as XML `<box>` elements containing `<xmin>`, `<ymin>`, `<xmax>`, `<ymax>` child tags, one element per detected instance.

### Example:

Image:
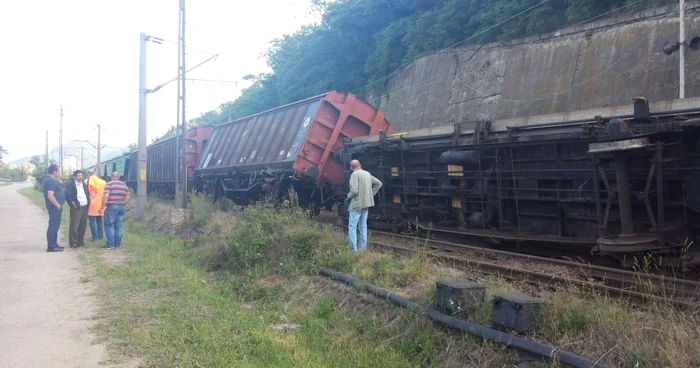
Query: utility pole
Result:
<box><xmin>175</xmin><ymin>0</ymin><xmax>187</xmax><ymax>209</ymax></box>
<box><xmin>45</xmin><ymin>131</ymin><xmax>49</xmax><ymax>164</ymax></box>
<box><xmin>679</xmin><ymin>0</ymin><xmax>686</xmax><ymax>99</ymax></box>
<box><xmin>59</xmin><ymin>105</ymin><xmax>63</xmax><ymax>173</ymax></box>
<box><xmin>80</xmin><ymin>147</ymin><xmax>84</xmax><ymax>170</ymax></box>
<box><xmin>135</xmin><ymin>30</ymin><xmax>214</xmax><ymax>214</ymax></box>
<box><xmin>80</xmin><ymin>137</ymin><xmax>106</xmax><ymax>173</ymax></box>
<box><xmin>662</xmin><ymin>1</ymin><xmax>698</xmax><ymax>94</ymax></box>
<box><xmin>96</xmin><ymin>124</ymin><xmax>102</xmax><ymax>175</ymax></box>
<box><xmin>181</xmin><ymin>0</ymin><xmax>188</xmax><ymax>209</ymax></box>
<box><xmin>136</xmin><ymin>32</ymin><xmax>148</xmax><ymax>218</ymax></box>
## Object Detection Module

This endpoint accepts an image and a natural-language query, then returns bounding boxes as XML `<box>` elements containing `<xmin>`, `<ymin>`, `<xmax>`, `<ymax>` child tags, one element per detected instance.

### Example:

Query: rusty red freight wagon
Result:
<box><xmin>195</xmin><ymin>91</ymin><xmax>393</xmax><ymax>210</ymax></box>
<box><xmin>127</xmin><ymin>126</ymin><xmax>213</xmax><ymax>194</ymax></box>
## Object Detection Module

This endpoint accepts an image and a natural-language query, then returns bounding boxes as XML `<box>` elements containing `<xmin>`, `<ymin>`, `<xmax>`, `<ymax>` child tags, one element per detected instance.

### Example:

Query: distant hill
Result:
<box><xmin>8</xmin><ymin>156</ymin><xmax>34</xmax><ymax>165</ymax></box>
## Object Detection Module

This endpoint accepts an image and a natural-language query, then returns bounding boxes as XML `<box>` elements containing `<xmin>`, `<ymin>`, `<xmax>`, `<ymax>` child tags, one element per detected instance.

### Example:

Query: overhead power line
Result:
<box><xmin>186</xmin><ymin>77</ymin><xmax>241</xmax><ymax>84</ymax></box>
<box><xmin>147</xmin><ymin>53</ymin><xmax>220</xmax><ymax>94</ymax></box>
<box><xmin>155</xmin><ymin>37</ymin><xmax>219</xmax><ymax>56</ymax></box>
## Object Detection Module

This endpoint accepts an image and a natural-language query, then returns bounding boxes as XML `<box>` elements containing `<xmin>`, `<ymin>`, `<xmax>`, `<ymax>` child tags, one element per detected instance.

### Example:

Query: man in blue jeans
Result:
<box><xmin>346</xmin><ymin>159</ymin><xmax>382</xmax><ymax>252</ymax></box>
<box><xmin>42</xmin><ymin>164</ymin><xmax>65</xmax><ymax>252</ymax></box>
<box><xmin>100</xmin><ymin>171</ymin><xmax>130</xmax><ymax>249</ymax></box>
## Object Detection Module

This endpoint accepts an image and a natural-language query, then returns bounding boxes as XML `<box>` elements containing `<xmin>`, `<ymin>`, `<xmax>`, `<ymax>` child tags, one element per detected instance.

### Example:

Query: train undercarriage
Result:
<box><xmin>340</xmin><ymin>98</ymin><xmax>700</xmax><ymax>272</ymax></box>
<box><xmin>199</xmin><ymin>169</ymin><xmax>342</xmax><ymax>214</ymax></box>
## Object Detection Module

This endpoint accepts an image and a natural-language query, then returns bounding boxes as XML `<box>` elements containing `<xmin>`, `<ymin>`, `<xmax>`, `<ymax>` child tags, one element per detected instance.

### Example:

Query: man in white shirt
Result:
<box><xmin>66</xmin><ymin>170</ymin><xmax>91</xmax><ymax>248</ymax></box>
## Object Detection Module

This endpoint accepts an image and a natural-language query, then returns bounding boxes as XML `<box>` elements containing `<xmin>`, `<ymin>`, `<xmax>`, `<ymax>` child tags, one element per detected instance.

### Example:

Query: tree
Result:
<box><xmin>0</xmin><ymin>145</ymin><xmax>7</xmax><ymax>163</ymax></box>
<box><xmin>30</xmin><ymin>155</ymin><xmax>51</xmax><ymax>190</ymax></box>
<box><xmin>128</xmin><ymin>143</ymin><xmax>138</xmax><ymax>151</ymax></box>
<box><xmin>0</xmin><ymin>162</ymin><xmax>28</xmax><ymax>182</ymax></box>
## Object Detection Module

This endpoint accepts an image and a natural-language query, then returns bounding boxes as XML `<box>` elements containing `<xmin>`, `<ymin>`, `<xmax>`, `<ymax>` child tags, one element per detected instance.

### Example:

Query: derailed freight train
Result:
<box><xmin>195</xmin><ymin>91</ymin><xmax>392</xmax><ymax>211</ymax></box>
<box><xmin>127</xmin><ymin>126</ymin><xmax>213</xmax><ymax>194</ymax></box>
<box><xmin>93</xmin><ymin>126</ymin><xmax>212</xmax><ymax>195</ymax></box>
<box><xmin>338</xmin><ymin>97</ymin><xmax>700</xmax><ymax>269</ymax></box>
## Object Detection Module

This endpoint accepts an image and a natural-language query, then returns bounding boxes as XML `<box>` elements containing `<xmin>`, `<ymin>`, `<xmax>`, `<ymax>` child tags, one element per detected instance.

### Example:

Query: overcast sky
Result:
<box><xmin>0</xmin><ymin>0</ymin><xmax>316</xmax><ymax>162</ymax></box>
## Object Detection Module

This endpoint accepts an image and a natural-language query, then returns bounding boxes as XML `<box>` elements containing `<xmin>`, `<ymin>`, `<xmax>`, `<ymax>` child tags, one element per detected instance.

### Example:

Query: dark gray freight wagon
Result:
<box><xmin>195</xmin><ymin>90</ymin><xmax>393</xmax><ymax>210</ymax></box>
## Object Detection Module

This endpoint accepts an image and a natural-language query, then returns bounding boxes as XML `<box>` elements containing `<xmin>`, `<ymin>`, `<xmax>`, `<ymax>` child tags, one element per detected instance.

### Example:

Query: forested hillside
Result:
<box><xmin>191</xmin><ymin>0</ymin><xmax>674</xmax><ymax>126</ymax></box>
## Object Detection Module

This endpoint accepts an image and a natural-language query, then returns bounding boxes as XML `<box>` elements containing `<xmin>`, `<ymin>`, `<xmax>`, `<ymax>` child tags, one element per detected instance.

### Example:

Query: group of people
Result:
<box><xmin>41</xmin><ymin>160</ymin><xmax>376</xmax><ymax>254</ymax></box>
<box><xmin>42</xmin><ymin>164</ymin><xmax>130</xmax><ymax>252</ymax></box>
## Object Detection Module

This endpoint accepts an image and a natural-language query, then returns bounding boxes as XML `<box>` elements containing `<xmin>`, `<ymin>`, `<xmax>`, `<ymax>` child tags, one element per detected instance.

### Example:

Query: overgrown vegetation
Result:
<box><xmin>190</xmin><ymin>0</ymin><xmax>675</xmax><ymax>127</ymax></box>
<box><xmin>23</xmin><ymin>155</ymin><xmax>70</xmax><ymax>190</ymax></box>
<box><xmin>0</xmin><ymin>162</ymin><xmax>28</xmax><ymax>182</ymax></box>
<box><xmin>185</xmin><ymin>192</ymin><xmax>357</xmax><ymax>276</ymax></box>
<box><xmin>18</xmin><ymin>187</ymin><xmax>700</xmax><ymax>367</ymax></box>
<box><xmin>0</xmin><ymin>144</ymin><xmax>33</xmax><ymax>182</ymax></box>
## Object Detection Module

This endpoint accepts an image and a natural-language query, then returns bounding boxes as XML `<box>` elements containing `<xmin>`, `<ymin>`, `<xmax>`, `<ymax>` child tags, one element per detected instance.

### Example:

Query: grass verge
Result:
<box><xmin>18</xmin><ymin>187</ymin><xmax>515</xmax><ymax>367</ymax></box>
<box><xmin>18</xmin><ymin>187</ymin><xmax>700</xmax><ymax>367</ymax></box>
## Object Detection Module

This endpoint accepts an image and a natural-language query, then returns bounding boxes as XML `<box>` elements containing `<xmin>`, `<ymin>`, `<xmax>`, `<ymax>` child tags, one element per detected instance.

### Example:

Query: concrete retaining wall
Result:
<box><xmin>371</xmin><ymin>2</ymin><xmax>700</xmax><ymax>132</ymax></box>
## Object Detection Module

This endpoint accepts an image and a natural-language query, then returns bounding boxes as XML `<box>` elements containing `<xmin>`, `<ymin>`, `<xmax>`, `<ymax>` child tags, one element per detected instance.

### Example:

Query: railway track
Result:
<box><xmin>352</xmin><ymin>228</ymin><xmax>700</xmax><ymax>310</ymax></box>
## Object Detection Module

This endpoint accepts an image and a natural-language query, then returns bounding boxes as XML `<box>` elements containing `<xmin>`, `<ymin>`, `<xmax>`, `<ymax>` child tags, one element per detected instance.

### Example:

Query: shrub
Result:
<box><xmin>185</xmin><ymin>197</ymin><xmax>358</xmax><ymax>277</ymax></box>
<box><xmin>188</xmin><ymin>191</ymin><xmax>216</xmax><ymax>228</ymax></box>
<box><xmin>226</xmin><ymin>217</ymin><xmax>277</xmax><ymax>272</ymax></box>
<box><xmin>286</xmin><ymin>226</ymin><xmax>318</xmax><ymax>261</ymax></box>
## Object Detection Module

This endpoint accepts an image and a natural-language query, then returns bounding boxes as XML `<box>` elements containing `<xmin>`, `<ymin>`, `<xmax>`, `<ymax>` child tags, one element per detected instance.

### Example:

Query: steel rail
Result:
<box><xmin>369</xmin><ymin>240</ymin><xmax>697</xmax><ymax>310</ymax></box>
<box><xmin>359</xmin><ymin>227</ymin><xmax>700</xmax><ymax>299</ymax></box>
<box><xmin>331</xmin><ymin>221</ymin><xmax>699</xmax><ymax>308</ymax></box>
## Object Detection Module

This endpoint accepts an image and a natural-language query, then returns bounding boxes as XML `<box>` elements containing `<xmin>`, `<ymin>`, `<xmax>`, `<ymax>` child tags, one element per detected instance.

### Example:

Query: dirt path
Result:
<box><xmin>0</xmin><ymin>183</ymin><xmax>114</xmax><ymax>368</ymax></box>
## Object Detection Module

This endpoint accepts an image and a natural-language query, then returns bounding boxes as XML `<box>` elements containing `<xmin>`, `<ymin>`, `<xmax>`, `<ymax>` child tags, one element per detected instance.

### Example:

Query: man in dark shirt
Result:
<box><xmin>100</xmin><ymin>171</ymin><xmax>130</xmax><ymax>249</ymax></box>
<box><xmin>42</xmin><ymin>164</ymin><xmax>65</xmax><ymax>252</ymax></box>
<box><xmin>65</xmin><ymin>170</ymin><xmax>90</xmax><ymax>248</ymax></box>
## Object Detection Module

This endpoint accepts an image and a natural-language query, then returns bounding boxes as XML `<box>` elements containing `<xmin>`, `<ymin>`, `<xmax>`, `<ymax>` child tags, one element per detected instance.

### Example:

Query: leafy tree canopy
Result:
<box><xmin>189</xmin><ymin>0</ymin><xmax>673</xmax><ymax>126</ymax></box>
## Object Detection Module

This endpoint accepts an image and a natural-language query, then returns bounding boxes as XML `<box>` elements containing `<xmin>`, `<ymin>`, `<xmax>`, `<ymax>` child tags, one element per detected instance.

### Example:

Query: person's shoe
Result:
<box><xmin>47</xmin><ymin>247</ymin><xmax>64</xmax><ymax>252</ymax></box>
<box><xmin>102</xmin><ymin>245</ymin><xmax>114</xmax><ymax>250</ymax></box>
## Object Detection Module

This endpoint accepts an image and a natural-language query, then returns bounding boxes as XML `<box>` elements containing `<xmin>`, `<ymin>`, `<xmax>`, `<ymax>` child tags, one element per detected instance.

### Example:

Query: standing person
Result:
<box><xmin>65</xmin><ymin>170</ymin><xmax>90</xmax><ymax>248</ymax></box>
<box><xmin>346</xmin><ymin>159</ymin><xmax>382</xmax><ymax>252</ymax></box>
<box><xmin>42</xmin><ymin>164</ymin><xmax>65</xmax><ymax>252</ymax></box>
<box><xmin>85</xmin><ymin>168</ymin><xmax>106</xmax><ymax>241</ymax></box>
<box><xmin>100</xmin><ymin>171</ymin><xmax>130</xmax><ymax>249</ymax></box>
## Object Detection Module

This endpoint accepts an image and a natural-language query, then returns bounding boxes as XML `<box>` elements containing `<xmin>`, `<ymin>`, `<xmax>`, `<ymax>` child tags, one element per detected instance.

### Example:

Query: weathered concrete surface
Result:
<box><xmin>0</xmin><ymin>183</ymin><xmax>113</xmax><ymax>368</ymax></box>
<box><xmin>372</xmin><ymin>2</ymin><xmax>700</xmax><ymax>131</ymax></box>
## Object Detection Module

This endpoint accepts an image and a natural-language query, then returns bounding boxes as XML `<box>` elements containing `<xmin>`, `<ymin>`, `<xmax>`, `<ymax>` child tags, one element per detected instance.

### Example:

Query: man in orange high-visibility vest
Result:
<box><xmin>85</xmin><ymin>168</ymin><xmax>106</xmax><ymax>241</ymax></box>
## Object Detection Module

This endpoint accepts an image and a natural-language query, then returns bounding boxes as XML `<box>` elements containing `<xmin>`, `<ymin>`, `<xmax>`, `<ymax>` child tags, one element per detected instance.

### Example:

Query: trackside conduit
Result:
<box><xmin>318</xmin><ymin>266</ymin><xmax>605</xmax><ymax>368</ymax></box>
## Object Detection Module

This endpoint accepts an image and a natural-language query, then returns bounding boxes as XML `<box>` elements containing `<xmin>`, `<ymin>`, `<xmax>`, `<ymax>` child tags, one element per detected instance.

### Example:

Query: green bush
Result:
<box><xmin>226</xmin><ymin>219</ymin><xmax>277</xmax><ymax>272</ymax></box>
<box><xmin>185</xmin><ymin>199</ymin><xmax>357</xmax><ymax>277</ymax></box>
<box><xmin>285</xmin><ymin>226</ymin><xmax>318</xmax><ymax>261</ymax></box>
<box><xmin>188</xmin><ymin>191</ymin><xmax>216</xmax><ymax>228</ymax></box>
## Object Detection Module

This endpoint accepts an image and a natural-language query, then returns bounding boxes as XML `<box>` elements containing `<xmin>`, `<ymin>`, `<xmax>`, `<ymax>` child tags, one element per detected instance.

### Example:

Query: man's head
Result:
<box><xmin>350</xmin><ymin>159</ymin><xmax>361</xmax><ymax>171</ymax></box>
<box><xmin>111</xmin><ymin>171</ymin><xmax>120</xmax><ymax>181</ymax></box>
<box><xmin>87</xmin><ymin>168</ymin><xmax>95</xmax><ymax>177</ymax></box>
<box><xmin>73</xmin><ymin>170</ymin><xmax>83</xmax><ymax>182</ymax></box>
<box><xmin>48</xmin><ymin>164</ymin><xmax>59</xmax><ymax>177</ymax></box>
